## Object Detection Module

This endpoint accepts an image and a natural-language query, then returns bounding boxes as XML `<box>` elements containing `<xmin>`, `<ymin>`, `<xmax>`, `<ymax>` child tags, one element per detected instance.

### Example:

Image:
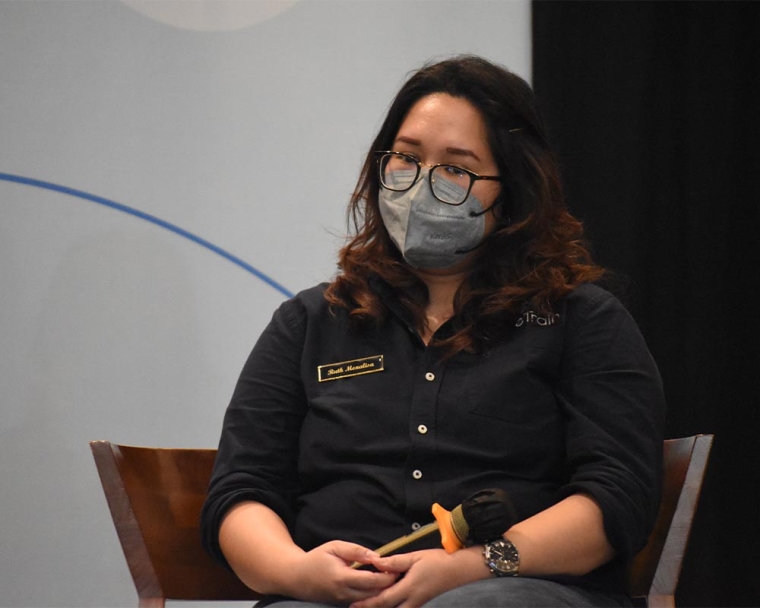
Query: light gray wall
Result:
<box><xmin>0</xmin><ymin>1</ymin><xmax>530</xmax><ymax>606</ymax></box>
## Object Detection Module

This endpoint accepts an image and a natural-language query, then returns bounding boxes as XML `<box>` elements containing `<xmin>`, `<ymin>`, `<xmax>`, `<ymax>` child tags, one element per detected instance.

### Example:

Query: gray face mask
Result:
<box><xmin>378</xmin><ymin>172</ymin><xmax>488</xmax><ymax>269</ymax></box>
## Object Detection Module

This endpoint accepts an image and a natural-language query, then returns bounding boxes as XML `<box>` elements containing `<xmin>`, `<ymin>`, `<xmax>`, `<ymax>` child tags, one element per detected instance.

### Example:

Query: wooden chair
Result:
<box><xmin>90</xmin><ymin>440</ymin><xmax>261</xmax><ymax>607</ymax></box>
<box><xmin>91</xmin><ymin>435</ymin><xmax>713</xmax><ymax>608</ymax></box>
<box><xmin>627</xmin><ymin>434</ymin><xmax>714</xmax><ymax>607</ymax></box>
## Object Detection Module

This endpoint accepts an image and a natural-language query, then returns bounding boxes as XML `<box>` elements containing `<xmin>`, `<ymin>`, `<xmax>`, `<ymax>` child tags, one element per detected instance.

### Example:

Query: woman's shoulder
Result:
<box><xmin>259</xmin><ymin>282</ymin><xmax>333</xmax><ymax>339</ymax></box>
<box><xmin>560</xmin><ymin>282</ymin><xmax>636</xmax><ymax>328</ymax></box>
<box><xmin>290</xmin><ymin>282</ymin><xmax>330</xmax><ymax>305</ymax></box>
<box><xmin>273</xmin><ymin>282</ymin><xmax>336</xmax><ymax>323</ymax></box>
<box><xmin>274</xmin><ymin>282</ymin><xmax>328</xmax><ymax>314</ymax></box>
<box><xmin>565</xmin><ymin>281</ymin><xmax>616</xmax><ymax>306</ymax></box>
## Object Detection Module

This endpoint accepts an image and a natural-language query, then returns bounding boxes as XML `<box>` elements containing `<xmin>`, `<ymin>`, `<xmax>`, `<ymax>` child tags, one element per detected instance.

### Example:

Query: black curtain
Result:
<box><xmin>532</xmin><ymin>2</ymin><xmax>760</xmax><ymax>606</ymax></box>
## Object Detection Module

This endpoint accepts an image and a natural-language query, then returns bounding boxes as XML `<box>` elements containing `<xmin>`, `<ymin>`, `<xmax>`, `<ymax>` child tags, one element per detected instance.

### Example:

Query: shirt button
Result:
<box><xmin>411</xmin><ymin>522</ymin><xmax>421</xmax><ymax>531</ymax></box>
<box><xmin>425</xmin><ymin>372</ymin><xmax>435</xmax><ymax>381</ymax></box>
<box><xmin>417</xmin><ymin>424</ymin><xmax>428</xmax><ymax>434</ymax></box>
<box><xmin>412</xmin><ymin>469</ymin><xmax>423</xmax><ymax>480</ymax></box>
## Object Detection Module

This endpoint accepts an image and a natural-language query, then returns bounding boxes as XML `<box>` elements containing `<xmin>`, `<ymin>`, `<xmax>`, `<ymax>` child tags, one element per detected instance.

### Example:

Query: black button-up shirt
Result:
<box><xmin>201</xmin><ymin>281</ymin><xmax>665</xmax><ymax>594</ymax></box>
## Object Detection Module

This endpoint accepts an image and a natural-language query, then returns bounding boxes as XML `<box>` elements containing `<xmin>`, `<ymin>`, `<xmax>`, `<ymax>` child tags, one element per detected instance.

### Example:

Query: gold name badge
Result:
<box><xmin>317</xmin><ymin>355</ymin><xmax>385</xmax><ymax>383</ymax></box>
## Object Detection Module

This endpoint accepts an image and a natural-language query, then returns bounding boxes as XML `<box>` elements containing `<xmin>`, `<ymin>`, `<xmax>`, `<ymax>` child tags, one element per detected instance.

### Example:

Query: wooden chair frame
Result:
<box><xmin>91</xmin><ymin>434</ymin><xmax>712</xmax><ymax>607</ymax></box>
<box><xmin>90</xmin><ymin>440</ymin><xmax>260</xmax><ymax>607</ymax></box>
<box><xmin>627</xmin><ymin>434</ymin><xmax>713</xmax><ymax>607</ymax></box>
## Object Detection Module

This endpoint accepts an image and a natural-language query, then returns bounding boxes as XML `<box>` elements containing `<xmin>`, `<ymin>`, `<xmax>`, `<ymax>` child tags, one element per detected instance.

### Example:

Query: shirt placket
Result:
<box><xmin>403</xmin><ymin>345</ymin><xmax>445</xmax><ymax>532</ymax></box>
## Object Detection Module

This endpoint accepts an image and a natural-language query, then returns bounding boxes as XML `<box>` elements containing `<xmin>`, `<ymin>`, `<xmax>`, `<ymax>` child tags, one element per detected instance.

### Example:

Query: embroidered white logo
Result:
<box><xmin>515</xmin><ymin>311</ymin><xmax>560</xmax><ymax>327</ymax></box>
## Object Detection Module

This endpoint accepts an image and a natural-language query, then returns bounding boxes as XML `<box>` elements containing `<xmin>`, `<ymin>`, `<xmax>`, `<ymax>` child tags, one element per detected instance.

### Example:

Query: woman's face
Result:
<box><xmin>391</xmin><ymin>93</ymin><xmax>502</xmax><ymax>239</ymax></box>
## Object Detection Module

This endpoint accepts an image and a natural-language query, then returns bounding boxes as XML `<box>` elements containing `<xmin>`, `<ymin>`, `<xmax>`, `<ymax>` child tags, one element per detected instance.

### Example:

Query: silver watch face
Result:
<box><xmin>484</xmin><ymin>539</ymin><xmax>520</xmax><ymax>576</ymax></box>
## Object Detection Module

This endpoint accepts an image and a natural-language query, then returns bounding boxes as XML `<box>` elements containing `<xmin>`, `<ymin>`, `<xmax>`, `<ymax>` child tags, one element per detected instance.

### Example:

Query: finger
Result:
<box><xmin>370</xmin><ymin>552</ymin><xmax>416</xmax><ymax>573</ymax></box>
<box><xmin>346</xmin><ymin>569</ymin><xmax>399</xmax><ymax>592</ymax></box>
<box><xmin>330</xmin><ymin>542</ymin><xmax>380</xmax><ymax>565</ymax></box>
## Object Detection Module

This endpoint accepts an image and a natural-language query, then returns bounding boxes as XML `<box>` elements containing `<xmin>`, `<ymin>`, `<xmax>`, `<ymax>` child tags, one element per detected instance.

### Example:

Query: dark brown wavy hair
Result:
<box><xmin>325</xmin><ymin>55</ymin><xmax>603</xmax><ymax>355</ymax></box>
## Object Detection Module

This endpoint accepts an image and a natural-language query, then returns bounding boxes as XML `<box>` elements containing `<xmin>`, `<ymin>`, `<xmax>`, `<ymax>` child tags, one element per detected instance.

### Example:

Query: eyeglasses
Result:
<box><xmin>375</xmin><ymin>151</ymin><xmax>501</xmax><ymax>206</ymax></box>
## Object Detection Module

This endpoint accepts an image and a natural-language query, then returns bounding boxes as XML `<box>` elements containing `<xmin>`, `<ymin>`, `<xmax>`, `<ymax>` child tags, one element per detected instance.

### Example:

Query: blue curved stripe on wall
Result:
<box><xmin>0</xmin><ymin>172</ymin><xmax>294</xmax><ymax>298</ymax></box>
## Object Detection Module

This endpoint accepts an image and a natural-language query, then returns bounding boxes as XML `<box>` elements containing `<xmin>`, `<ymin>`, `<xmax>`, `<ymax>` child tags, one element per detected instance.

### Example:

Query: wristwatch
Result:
<box><xmin>483</xmin><ymin>538</ymin><xmax>520</xmax><ymax>577</ymax></box>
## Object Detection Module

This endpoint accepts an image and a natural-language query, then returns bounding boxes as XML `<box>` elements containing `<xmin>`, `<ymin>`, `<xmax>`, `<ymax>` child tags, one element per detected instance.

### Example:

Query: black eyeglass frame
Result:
<box><xmin>374</xmin><ymin>150</ymin><xmax>501</xmax><ymax>206</ymax></box>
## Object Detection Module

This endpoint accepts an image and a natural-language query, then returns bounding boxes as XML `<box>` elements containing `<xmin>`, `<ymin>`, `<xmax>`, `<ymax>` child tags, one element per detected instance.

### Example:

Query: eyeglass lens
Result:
<box><xmin>380</xmin><ymin>153</ymin><xmax>471</xmax><ymax>205</ymax></box>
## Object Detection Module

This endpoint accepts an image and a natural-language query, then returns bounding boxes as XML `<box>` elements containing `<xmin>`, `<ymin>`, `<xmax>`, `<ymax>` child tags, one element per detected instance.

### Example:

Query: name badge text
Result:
<box><xmin>317</xmin><ymin>355</ymin><xmax>385</xmax><ymax>382</ymax></box>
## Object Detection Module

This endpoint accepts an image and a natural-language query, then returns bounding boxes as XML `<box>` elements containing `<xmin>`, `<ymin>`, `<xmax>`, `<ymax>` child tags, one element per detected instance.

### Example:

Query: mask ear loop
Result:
<box><xmin>456</xmin><ymin>200</ymin><xmax>508</xmax><ymax>255</ymax></box>
<box><xmin>469</xmin><ymin>198</ymin><xmax>511</xmax><ymax>227</ymax></box>
<box><xmin>469</xmin><ymin>200</ymin><xmax>500</xmax><ymax>218</ymax></box>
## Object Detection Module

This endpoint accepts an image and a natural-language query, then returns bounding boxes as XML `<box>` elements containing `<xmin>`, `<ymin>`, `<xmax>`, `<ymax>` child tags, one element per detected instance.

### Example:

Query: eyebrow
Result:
<box><xmin>393</xmin><ymin>136</ymin><xmax>482</xmax><ymax>162</ymax></box>
<box><xmin>446</xmin><ymin>146</ymin><xmax>481</xmax><ymax>162</ymax></box>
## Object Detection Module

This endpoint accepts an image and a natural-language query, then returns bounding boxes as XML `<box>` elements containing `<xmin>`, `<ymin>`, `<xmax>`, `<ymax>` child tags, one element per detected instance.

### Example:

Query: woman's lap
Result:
<box><xmin>423</xmin><ymin>577</ymin><xmax>631</xmax><ymax>607</ymax></box>
<box><xmin>258</xmin><ymin>577</ymin><xmax>631</xmax><ymax>608</ymax></box>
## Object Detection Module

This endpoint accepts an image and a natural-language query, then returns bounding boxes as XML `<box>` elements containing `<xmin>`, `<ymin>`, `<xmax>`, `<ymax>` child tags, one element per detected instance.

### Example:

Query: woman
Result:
<box><xmin>201</xmin><ymin>55</ymin><xmax>665</xmax><ymax>608</ymax></box>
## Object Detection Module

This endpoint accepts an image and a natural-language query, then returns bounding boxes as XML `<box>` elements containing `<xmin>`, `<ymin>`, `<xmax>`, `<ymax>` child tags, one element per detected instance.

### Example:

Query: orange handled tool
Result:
<box><xmin>352</xmin><ymin>488</ymin><xmax>517</xmax><ymax>567</ymax></box>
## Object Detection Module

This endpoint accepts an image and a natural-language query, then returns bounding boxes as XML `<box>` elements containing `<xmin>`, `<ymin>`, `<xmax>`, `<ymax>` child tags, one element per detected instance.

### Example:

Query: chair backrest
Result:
<box><xmin>92</xmin><ymin>436</ymin><xmax>713</xmax><ymax>608</ymax></box>
<box><xmin>90</xmin><ymin>440</ymin><xmax>261</xmax><ymax>608</ymax></box>
<box><xmin>627</xmin><ymin>434</ymin><xmax>714</xmax><ymax>608</ymax></box>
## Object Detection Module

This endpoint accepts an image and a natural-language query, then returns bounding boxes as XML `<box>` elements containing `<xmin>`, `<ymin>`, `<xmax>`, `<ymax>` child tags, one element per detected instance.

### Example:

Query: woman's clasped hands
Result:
<box><xmin>349</xmin><ymin>546</ymin><xmax>490</xmax><ymax>608</ymax></box>
<box><xmin>289</xmin><ymin>541</ymin><xmax>398</xmax><ymax>605</ymax></box>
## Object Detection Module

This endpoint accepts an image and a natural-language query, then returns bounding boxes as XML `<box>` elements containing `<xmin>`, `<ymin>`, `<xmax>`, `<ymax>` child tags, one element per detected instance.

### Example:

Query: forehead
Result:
<box><xmin>395</xmin><ymin>93</ymin><xmax>490</xmax><ymax>147</ymax></box>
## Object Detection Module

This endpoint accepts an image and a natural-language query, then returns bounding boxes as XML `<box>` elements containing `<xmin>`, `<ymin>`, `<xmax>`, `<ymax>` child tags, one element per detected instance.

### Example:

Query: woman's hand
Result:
<box><xmin>349</xmin><ymin>546</ymin><xmax>490</xmax><ymax>608</ymax></box>
<box><xmin>289</xmin><ymin>540</ymin><xmax>399</xmax><ymax>605</ymax></box>
<box><xmin>220</xmin><ymin>504</ymin><xmax>397</xmax><ymax>605</ymax></box>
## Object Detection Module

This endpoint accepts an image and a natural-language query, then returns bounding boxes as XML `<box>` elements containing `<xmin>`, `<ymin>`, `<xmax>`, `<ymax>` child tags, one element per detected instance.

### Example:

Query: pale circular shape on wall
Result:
<box><xmin>120</xmin><ymin>0</ymin><xmax>299</xmax><ymax>32</ymax></box>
